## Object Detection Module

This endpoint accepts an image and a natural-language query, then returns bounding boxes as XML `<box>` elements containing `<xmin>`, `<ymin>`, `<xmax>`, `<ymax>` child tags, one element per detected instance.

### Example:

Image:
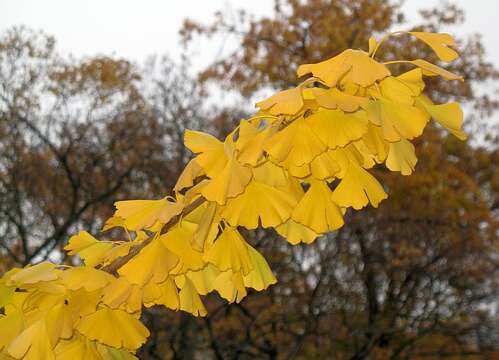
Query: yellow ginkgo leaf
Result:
<box><xmin>57</xmin><ymin>334</ymin><xmax>138</xmax><ymax>360</ymax></box>
<box><xmin>302</xmin><ymin>87</ymin><xmax>318</xmax><ymax>105</ymax></box>
<box><xmin>255</xmin><ymin>87</ymin><xmax>304</xmax><ymax>116</ymax></box>
<box><xmin>264</xmin><ymin>117</ymin><xmax>326</xmax><ymax>166</ymax></box>
<box><xmin>9</xmin><ymin>262</ymin><xmax>58</xmax><ymax>286</ymax></box>
<box><xmin>122</xmin><ymin>286</ymin><xmax>145</xmax><ymax>313</ymax></box>
<box><xmin>7</xmin><ymin>319</ymin><xmax>54</xmax><ymax>360</ymax></box>
<box><xmin>309</xmin><ymin>108</ymin><xmax>368</xmax><ymax>149</ymax></box>
<box><xmin>182</xmin><ymin>179</ymin><xmax>209</xmax><ymax>206</ymax></box>
<box><xmin>352</xmin><ymin>140</ymin><xmax>377</xmax><ymax>169</ymax></box>
<box><xmin>181</xmin><ymin>201</ymin><xmax>220</xmax><ymax>252</ymax></box>
<box><xmin>339</xmin><ymin>74</ymin><xmax>363</xmax><ymax>95</ymax></box>
<box><xmin>0</xmin><ymin>310</ymin><xmax>23</xmax><ymax>351</ymax></box>
<box><xmin>221</xmin><ymin>179</ymin><xmax>297</xmax><ymax>229</ymax></box>
<box><xmin>0</xmin><ymin>282</ymin><xmax>15</xmax><ymax>310</ymax></box>
<box><xmin>390</xmin><ymin>59</ymin><xmax>463</xmax><ymax>81</ymax></box>
<box><xmin>213</xmin><ymin>270</ymin><xmax>247</xmax><ymax>303</ymax></box>
<box><xmin>100</xmin><ymin>241</ymin><xmax>137</xmax><ymax>267</ymax></box>
<box><xmin>409</xmin><ymin>32</ymin><xmax>459</xmax><ymax>62</ymax></box>
<box><xmin>76</xmin><ymin>306</ymin><xmax>149</xmax><ymax>350</ymax></box>
<box><xmin>386</xmin><ymin>138</ymin><xmax>418</xmax><ymax>175</ymax></box>
<box><xmin>252</xmin><ymin>160</ymin><xmax>289</xmax><ymax>187</ymax></box>
<box><xmin>118</xmin><ymin>238</ymin><xmax>179</xmax><ymax>285</ymax></box>
<box><xmin>283</xmin><ymin>176</ymin><xmax>308</xmax><ymax>202</ymax></box>
<box><xmin>178</xmin><ymin>277</ymin><xmax>207</xmax><ymax>317</ymax></box>
<box><xmin>114</xmin><ymin>197</ymin><xmax>183</xmax><ymax>231</ymax></box>
<box><xmin>64</xmin><ymin>231</ymin><xmax>113</xmax><ymax>267</ymax></box>
<box><xmin>60</xmin><ymin>267</ymin><xmax>114</xmax><ymax>292</ymax></box>
<box><xmin>309</xmin><ymin>150</ymin><xmax>341</xmax><ymax>180</ymax></box>
<box><xmin>332</xmin><ymin>163</ymin><xmax>387</xmax><ymax>209</ymax></box>
<box><xmin>66</xmin><ymin>288</ymin><xmax>102</xmax><ymax>317</ymax></box>
<box><xmin>200</xmin><ymin>156</ymin><xmax>252</xmax><ymax>205</ymax></box>
<box><xmin>161</xmin><ymin>225</ymin><xmax>205</xmax><ymax>274</ymax></box>
<box><xmin>236</xmin><ymin>120</ymin><xmax>273</xmax><ymax>166</ymax></box>
<box><xmin>186</xmin><ymin>265</ymin><xmax>220</xmax><ymax>296</ymax></box>
<box><xmin>141</xmin><ymin>281</ymin><xmax>161</xmax><ymax>306</ymax></box>
<box><xmin>367</xmin><ymin>98</ymin><xmax>429</xmax><ymax>142</ymax></box>
<box><xmin>184</xmin><ymin>129</ymin><xmax>221</xmax><ymax>154</ymax></box>
<box><xmin>191</xmin><ymin>201</ymin><xmax>219</xmax><ymax>251</ymax></box>
<box><xmin>377</xmin><ymin>76</ymin><xmax>417</xmax><ymax>105</ymax></box>
<box><xmin>46</xmin><ymin>303</ymin><xmax>74</xmax><ymax>345</ymax></box>
<box><xmin>54</xmin><ymin>334</ymin><xmax>103</xmax><ymax>360</ymax></box>
<box><xmin>298</xmin><ymin>49</ymin><xmax>390</xmax><ymax>87</ymax></box>
<box><xmin>101</xmin><ymin>216</ymin><xmax>126</xmax><ymax>232</ymax></box>
<box><xmin>184</xmin><ymin>130</ymin><xmax>227</xmax><ymax>178</ymax></box>
<box><xmin>292</xmin><ymin>180</ymin><xmax>344</xmax><ymax>234</ymax></box>
<box><xmin>203</xmin><ymin>227</ymin><xmax>253</xmax><ymax>275</ymax></box>
<box><xmin>276</xmin><ymin>218</ymin><xmax>319</xmax><ymax>245</ymax></box>
<box><xmin>416</xmin><ymin>95</ymin><xmax>466</xmax><ymax>140</ymax></box>
<box><xmin>396</xmin><ymin>68</ymin><xmax>425</xmax><ymax>96</ymax></box>
<box><xmin>312</xmin><ymin>87</ymin><xmax>368</xmax><ymax>112</ymax></box>
<box><xmin>150</xmin><ymin>277</ymin><xmax>180</xmax><ymax>310</ymax></box>
<box><xmin>174</xmin><ymin>159</ymin><xmax>204</xmax><ymax>192</ymax></box>
<box><xmin>23</xmin><ymin>285</ymin><xmax>65</xmax><ymax>312</ymax></box>
<box><xmin>243</xmin><ymin>245</ymin><xmax>277</xmax><ymax>291</ymax></box>
<box><xmin>327</xmin><ymin>146</ymin><xmax>364</xmax><ymax>178</ymax></box>
<box><xmin>102</xmin><ymin>277</ymin><xmax>132</xmax><ymax>310</ymax></box>
<box><xmin>361</xmin><ymin>122</ymin><xmax>389</xmax><ymax>163</ymax></box>
<box><xmin>278</xmin><ymin>156</ymin><xmax>311</xmax><ymax>178</ymax></box>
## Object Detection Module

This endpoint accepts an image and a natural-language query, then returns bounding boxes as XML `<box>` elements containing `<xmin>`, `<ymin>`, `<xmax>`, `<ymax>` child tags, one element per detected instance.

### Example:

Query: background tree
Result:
<box><xmin>0</xmin><ymin>27</ymin><xmax>209</xmax><ymax>268</ymax></box>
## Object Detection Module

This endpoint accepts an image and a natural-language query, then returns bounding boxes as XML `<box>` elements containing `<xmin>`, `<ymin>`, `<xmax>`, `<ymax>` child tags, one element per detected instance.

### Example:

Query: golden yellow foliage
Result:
<box><xmin>0</xmin><ymin>31</ymin><xmax>467</xmax><ymax>359</ymax></box>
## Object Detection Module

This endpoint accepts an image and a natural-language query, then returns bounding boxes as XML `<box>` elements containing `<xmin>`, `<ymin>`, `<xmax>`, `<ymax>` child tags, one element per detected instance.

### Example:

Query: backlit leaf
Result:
<box><xmin>256</xmin><ymin>87</ymin><xmax>304</xmax><ymax>115</ymax></box>
<box><xmin>243</xmin><ymin>245</ymin><xmax>277</xmax><ymax>291</ymax></box>
<box><xmin>367</xmin><ymin>98</ymin><xmax>429</xmax><ymax>142</ymax></box>
<box><xmin>203</xmin><ymin>227</ymin><xmax>253</xmax><ymax>275</ymax></box>
<box><xmin>77</xmin><ymin>306</ymin><xmax>149</xmax><ymax>350</ymax></box>
<box><xmin>332</xmin><ymin>163</ymin><xmax>387</xmax><ymax>209</ymax></box>
<box><xmin>386</xmin><ymin>138</ymin><xmax>418</xmax><ymax>175</ymax></box>
<box><xmin>264</xmin><ymin>117</ymin><xmax>326</xmax><ymax>166</ymax></box>
<box><xmin>64</xmin><ymin>231</ymin><xmax>114</xmax><ymax>267</ymax></box>
<box><xmin>114</xmin><ymin>197</ymin><xmax>183</xmax><ymax>231</ymax></box>
<box><xmin>292</xmin><ymin>180</ymin><xmax>344</xmax><ymax>233</ymax></box>
<box><xmin>200</xmin><ymin>157</ymin><xmax>252</xmax><ymax>205</ymax></box>
<box><xmin>409</xmin><ymin>32</ymin><xmax>459</xmax><ymax>62</ymax></box>
<box><xmin>118</xmin><ymin>238</ymin><xmax>178</xmax><ymax>285</ymax></box>
<box><xmin>312</xmin><ymin>87</ymin><xmax>368</xmax><ymax>112</ymax></box>
<box><xmin>298</xmin><ymin>49</ymin><xmax>390</xmax><ymax>87</ymax></box>
<box><xmin>309</xmin><ymin>108</ymin><xmax>368</xmax><ymax>149</ymax></box>
<box><xmin>221</xmin><ymin>180</ymin><xmax>297</xmax><ymax>229</ymax></box>
<box><xmin>177</xmin><ymin>277</ymin><xmax>207</xmax><ymax>316</ymax></box>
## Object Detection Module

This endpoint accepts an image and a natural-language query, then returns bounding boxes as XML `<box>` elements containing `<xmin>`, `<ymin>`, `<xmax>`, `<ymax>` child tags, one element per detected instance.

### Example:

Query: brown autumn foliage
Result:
<box><xmin>0</xmin><ymin>1</ymin><xmax>498</xmax><ymax>359</ymax></box>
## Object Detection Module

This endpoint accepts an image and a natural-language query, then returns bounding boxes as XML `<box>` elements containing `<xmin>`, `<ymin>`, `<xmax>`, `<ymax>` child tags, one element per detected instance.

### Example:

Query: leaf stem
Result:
<box><xmin>371</xmin><ymin>31</ymin><xmax>405</xmax><ymax>59</ymax></box>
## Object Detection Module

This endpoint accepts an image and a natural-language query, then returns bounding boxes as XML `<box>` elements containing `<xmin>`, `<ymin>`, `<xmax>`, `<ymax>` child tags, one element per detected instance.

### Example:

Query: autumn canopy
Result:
<box><xmin>0</xmin><ymin>31</ymin><xmax>466</xmax><ymax>359</ymax></box>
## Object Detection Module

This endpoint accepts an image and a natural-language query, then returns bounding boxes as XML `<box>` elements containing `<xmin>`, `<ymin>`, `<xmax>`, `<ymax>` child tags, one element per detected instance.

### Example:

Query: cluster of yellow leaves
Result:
<box><xmin>0</xmin><ymin>262</ymin><xmax>143</xmax><ymax>359</ymax></box>
<box><xmin>0</xmin><ymin>31</ymin><xmax>466</xmax><ymax>359</ymax></box>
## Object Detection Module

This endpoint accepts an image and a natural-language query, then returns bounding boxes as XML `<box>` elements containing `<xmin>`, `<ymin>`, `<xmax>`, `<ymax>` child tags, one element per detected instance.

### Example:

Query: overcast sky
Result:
<box><xmin>1</xmin><ymin>0</ymin><xmax>498</xmax><ymax>70</ymax></box>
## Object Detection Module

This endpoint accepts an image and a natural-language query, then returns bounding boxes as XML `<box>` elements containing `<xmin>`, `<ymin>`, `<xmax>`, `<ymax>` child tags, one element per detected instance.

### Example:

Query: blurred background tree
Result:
<box><xmin>0</xmin><ymin>27</ymin><xmax>210</xmax><ymax>269</ymax></box>
<box><xmin>0</xmin><ymin>0</ymin><xmax>497</xmax><ymax>359</ymax></box>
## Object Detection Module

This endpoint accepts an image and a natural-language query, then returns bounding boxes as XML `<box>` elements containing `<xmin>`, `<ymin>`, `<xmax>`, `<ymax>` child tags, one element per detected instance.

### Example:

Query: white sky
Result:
<box><xmin>0</xmin><ymin>0</ymin><xmax>498</xmax><ymax>70</ymax></box>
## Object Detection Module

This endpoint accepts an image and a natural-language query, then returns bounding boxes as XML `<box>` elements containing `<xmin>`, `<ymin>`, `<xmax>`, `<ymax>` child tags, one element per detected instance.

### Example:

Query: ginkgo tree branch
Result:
<box><xmin>0</xmin><ymin>31</ymin><xmax>468</xmax><ymax>360</ymax></box>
